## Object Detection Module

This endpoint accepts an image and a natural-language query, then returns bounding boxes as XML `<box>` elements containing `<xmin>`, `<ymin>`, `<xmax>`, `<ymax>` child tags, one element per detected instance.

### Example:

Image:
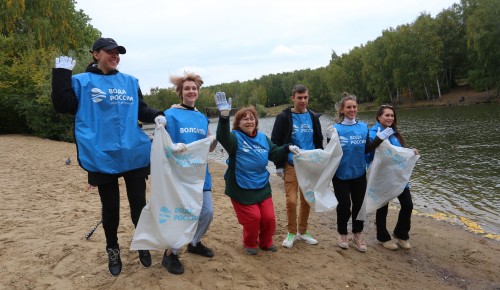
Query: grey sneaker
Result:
<box><xmin>244</xmin><ymin>247</ymin><xmax>257</xmax><ymax>255</ymax></box>
<box><xmin>259</xmin><ymin>245</ymin><xmax>278</xmax><ymax>252</ymax></box>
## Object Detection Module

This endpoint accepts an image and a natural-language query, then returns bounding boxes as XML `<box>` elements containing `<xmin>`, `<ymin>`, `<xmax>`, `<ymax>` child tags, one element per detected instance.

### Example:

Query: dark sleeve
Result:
<box><xmin>267</xmin><ymin>137</ymin><xmax>289</xmax><ymax>163</ymax></box>
<box><xmin>216</xmin><ymin>116</ymin><xmax>237</xmax><ymax>155</ymax></box>
<box><xmin>271</xmin><ymin>113</ymin><xmax>285</xmax><ymax>146</ymax></box>
<box><xmin>137</xmin><ymin>88</ymin><xmax>164</xmax><ymax>123</ymax></box>
<box><xmin>51</xmin><ymin>68</ymin><xmax>78</xmax><ymax>114</ymax></box>
<box><xmin>313</xmin><ymin>114</ymin><xmax>324</xmax><ymax>149</ymax></box>
<box><xmin>365</xmin><ymin>133</ymin><xmax>383</xmax><ymax>153</ymax></box>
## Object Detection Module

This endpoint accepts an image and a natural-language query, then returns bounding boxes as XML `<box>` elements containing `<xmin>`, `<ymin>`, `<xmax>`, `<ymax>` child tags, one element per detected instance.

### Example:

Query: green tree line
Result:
<box><xmin>1</xmin><ymin>0</ymin><xmax>498</xmax><ymax>142</ymax></box>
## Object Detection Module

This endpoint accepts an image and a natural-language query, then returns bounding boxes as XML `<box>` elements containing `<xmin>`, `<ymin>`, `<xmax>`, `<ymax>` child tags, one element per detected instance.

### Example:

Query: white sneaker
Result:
<box><xmin>282</xmin><ymin>233</ymin><xmax>297</xmax><ymax>248</ymax></box>
<box><xmin>338</xmin><ymin>235</ymin><xmax>349</xmax><ymax>249</ymax></box>
<box><xmin>396</xmin><ymin>239</ymin><xmax>411</xmax><ymax>250</ymax></box>
<box><xmin>353</xmin><ymin>233</ymin><xmax>367</xmax><ymax>252</ymax></box>
<box><xmin>297</xmin><ymin>232</ymin><xmax>318</xmax><ymax>245</ymax></box>
<box><xmin>380</xmin><ymin>240</ymin><xmax>398</xmax><ymax>250</ymax></box>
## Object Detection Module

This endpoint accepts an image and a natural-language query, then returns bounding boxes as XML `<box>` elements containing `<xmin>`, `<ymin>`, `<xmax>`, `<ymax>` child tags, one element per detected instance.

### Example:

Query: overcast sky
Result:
<box><xmin>75</xmin><ymin>0</ymin><xmax>458</xmax><ymax>93</ymax></box>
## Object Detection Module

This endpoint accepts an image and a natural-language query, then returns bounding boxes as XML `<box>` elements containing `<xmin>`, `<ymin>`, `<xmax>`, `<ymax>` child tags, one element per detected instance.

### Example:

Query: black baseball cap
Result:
<box><xmin>91</xmin><ymin>38</ymin><xmax>126</xmax><ymax>54</ymax></box>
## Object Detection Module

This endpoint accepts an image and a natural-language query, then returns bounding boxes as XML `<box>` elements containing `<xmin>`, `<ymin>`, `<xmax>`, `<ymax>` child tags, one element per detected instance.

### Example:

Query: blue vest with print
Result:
<box><xmin>72</xmin><ymin>72</ymin><xmax>151</xmax><ymax>174</ymax></box>
<box><xmin>334</xmin><ymin>122</ymin><xmax>368</xmax><ymax>180</ymax></box>
<box><xmin>366</xmin><ymin>122</ymin><xmax>402</xmax><ymax>165</ymax></box>
<box><xmin>288</xmin><ymin>112</ymin><xmax>315</xmax><ymax>164</ymax></box>
<box><xmin>165</xmin><ymin>108</ymin><xmax>212</xmax><ymax>191</ymax></box>
<box><xmin>233</xmin><ymin>130</ymin><xmax>270</xmax><ymax>189</ymax></box>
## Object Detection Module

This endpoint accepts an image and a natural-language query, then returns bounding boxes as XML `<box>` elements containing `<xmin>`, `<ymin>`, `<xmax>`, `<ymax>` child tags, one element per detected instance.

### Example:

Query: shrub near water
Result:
<box><xmin>256</xmin><ymin>104</ymin><xmax>268</xmax><ymax>118</ymax></box>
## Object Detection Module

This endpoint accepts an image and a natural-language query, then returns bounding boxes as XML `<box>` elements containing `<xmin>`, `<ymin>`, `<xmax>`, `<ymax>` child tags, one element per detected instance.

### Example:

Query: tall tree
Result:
<box><xmin>465</xmin><ymin>0</ymin><xmax>500</xmax><ymax>94</ymax></box>
<box><xmin>0</xmin><ymin>0</ymin><xmax>100</xmax><ymax>138</ymax></box>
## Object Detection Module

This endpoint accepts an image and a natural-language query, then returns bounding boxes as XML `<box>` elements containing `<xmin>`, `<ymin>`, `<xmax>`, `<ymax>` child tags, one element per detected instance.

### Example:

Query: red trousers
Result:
<box><xmin>231</xmin><ymin>197</ymin><xmax>276</xmax><ymax>249</ymax></box>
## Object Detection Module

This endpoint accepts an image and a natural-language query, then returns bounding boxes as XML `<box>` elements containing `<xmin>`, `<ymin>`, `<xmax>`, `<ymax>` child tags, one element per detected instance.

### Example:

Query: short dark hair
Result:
<box><xmin>292</xmin><ymin>84</ymin><xmax>308</xmax><ymax>96</ymax></box>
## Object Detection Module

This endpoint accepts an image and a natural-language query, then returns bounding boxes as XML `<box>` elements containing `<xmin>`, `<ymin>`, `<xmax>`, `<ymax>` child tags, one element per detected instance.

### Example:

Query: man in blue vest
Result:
<box><xmin>271</xmin><ymin>84</ymin><xmax>324</xmax><ymax>249</ymax></box>
<box><xmin>51</xmin><ymin>37</ymin><xmax>166</xmax><ymax>276</ymax></box>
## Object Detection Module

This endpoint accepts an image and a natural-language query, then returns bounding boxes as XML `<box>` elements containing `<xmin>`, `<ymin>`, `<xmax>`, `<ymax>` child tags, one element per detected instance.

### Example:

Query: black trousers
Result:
<box><xmin>98</xmin><ymin>176</ymin><xmax>146</xmax><ymax>249</ymax></box>
<box><xmin>376</xmin><ymin>187</ymin><xmax>413</xmax><ymax>242</ymax></box>
<box><xmin>333</xmin><ymin>174</ymin><xmax>367</xmax><ymax>235</ymax></box>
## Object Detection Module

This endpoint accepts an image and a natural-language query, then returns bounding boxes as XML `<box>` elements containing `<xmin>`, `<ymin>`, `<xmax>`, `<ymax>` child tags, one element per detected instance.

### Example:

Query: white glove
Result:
<box><xmin>55</xmin><ymin>56</ymin><xmax>76</xmax><ymax>70</ymax></box>
<box><xmin>155</xmin><ymin>115</ymin><xmax>167</xmax><ymax>127</ymax></box>
<box><xmin>172</xmin><ymin>143</ymin><xmax>187</xmax><ymax>153</ymax></box>
<box><xmin>376</xmin><ymin>127</ymin><xmax>394</xmax><ymax>140</ymax></box>
<box><xmin>326</xmin><ymin>126</ymin><xmax>337</xmax><ymax>139</ymax></box>
<box><xmin>289</xmin><ymin>145</ymin><xmax>301</xmax><ymax>155</ymax></box>
<box><xmin>207</xmin><ymin>135</ymin><xmax>216</xmax><ymax>142</ymax></box>
<box><xmin>276</xmin><ymin>168</ymin><xmax>284</xmax><ymax>179</ymax></box>
<box><xmin>214</xmin><ymin>92</ymin><xmax>232</xmax><ymax>116</ymax></box>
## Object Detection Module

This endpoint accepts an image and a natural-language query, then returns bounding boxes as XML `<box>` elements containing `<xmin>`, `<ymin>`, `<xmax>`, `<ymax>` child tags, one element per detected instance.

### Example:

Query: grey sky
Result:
<box><xmin>75</xmin><ymin>0</ymin><xmax>458</xmax><ymax>93</ymax></box>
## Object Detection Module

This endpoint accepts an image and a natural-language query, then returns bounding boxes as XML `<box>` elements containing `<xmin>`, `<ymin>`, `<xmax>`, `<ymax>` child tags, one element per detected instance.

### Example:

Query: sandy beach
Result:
<box><xmin>1</xmin><ymin>134</ymin><xmax>499</xmax><ymax>289</ymax></box>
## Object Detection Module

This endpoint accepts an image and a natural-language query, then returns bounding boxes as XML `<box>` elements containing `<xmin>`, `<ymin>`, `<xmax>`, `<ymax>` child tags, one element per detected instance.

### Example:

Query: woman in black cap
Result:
<box><xmin>51</xmin><ymin>37</ymin><xmax>166</xmax><ymax>276</ymax></box>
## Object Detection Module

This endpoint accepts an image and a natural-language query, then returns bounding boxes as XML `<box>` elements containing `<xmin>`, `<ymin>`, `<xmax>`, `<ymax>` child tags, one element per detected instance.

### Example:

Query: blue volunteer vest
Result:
<box><xmin>165</xmin><ymin>108</ymin><xmax>212</xmax><ymax>191</ymax></box>
<box><xmin>334</xmin><ymin>122</ymin><xmax>369</xmax><ymax>180</ymax></box>
<box><xmin>72</xmin><ymin>72</ymin><xmax>151</xmax><ymax>174</ymax></box>
<box><xmin>288</xmin><ymin>112</ymin><xmax>315</xmax><ymax>164</ymax></box>
<box><xmin>366</xmin><ymin>122</ymin><xmax>403</xmax><ymax>165</ymax></box>
<box><xmin>366</xmin><ymin>122</ymin><xmax>409</xmax><ymax>189</ymax></box>
<box><xmin>233</xmin><ymin>130</ymin><xmax>270</xmax><ymax>189</ymax></box>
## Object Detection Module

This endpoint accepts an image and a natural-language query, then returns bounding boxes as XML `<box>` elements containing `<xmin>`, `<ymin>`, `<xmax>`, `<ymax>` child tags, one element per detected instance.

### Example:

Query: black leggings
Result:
<box><xmin>333</xmin><ymin>174</ymin><xmax>367</xmax><ymax>235</ymax></box>
<box><xmin>376</xmin><ymin>188</ymin><xmax>413</xmax><ymax>242</ymax></box>
<box><xmin>98</xmin><ymin>176</ymin><xmax>146</xmax><ymax>249</ymax></box>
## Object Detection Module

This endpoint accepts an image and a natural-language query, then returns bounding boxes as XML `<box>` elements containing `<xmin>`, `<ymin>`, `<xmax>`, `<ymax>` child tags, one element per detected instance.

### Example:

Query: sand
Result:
<box><xmin>1</xmin><ymin>134</ymin><xmax>499</xmax><ymax>290</ymax></box>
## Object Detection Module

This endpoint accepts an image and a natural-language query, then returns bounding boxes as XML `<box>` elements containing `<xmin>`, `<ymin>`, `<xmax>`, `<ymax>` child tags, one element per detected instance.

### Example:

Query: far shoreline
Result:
<box><xmin>266</xmin><ymin>85</ymin><xmax>499</xmax><ymax>117</ymax></box>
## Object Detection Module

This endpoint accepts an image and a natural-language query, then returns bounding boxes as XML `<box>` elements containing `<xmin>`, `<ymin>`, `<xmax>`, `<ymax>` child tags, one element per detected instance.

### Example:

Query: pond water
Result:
<box><xmin>208</xmin><ymin>104</ymin><xmax>500</xmax><ymax>237</ymax></box>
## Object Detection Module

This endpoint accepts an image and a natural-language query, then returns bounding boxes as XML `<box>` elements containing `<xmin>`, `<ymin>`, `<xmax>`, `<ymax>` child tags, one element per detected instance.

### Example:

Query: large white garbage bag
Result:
<box><xmin>131</xmin><ymin>125</ymin><xmax>212</xmax><ymax>250</ymax></box>
<box><xmin>357</xmin><ymin>140</ymin><xmax>420</xmax><ymax>221</ymax></box>
<box><xmin>292</xmin><ymin>134</ymin><xmax>343</xmax><ymax>212</ymax></box>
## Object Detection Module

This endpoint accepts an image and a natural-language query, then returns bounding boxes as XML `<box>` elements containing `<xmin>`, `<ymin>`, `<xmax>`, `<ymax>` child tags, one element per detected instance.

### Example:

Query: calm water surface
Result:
<box><xmin>208</xmin><ymin>104</ymin><xmax>500</xmax><ymax>236</ymax></box>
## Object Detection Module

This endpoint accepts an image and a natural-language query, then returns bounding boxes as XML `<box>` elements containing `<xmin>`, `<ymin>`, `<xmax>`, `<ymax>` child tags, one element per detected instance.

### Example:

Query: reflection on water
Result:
<box><xmin>209</xmin><ymin>104</ymin><xmax>500</xmax><ymax>237</ymax></box>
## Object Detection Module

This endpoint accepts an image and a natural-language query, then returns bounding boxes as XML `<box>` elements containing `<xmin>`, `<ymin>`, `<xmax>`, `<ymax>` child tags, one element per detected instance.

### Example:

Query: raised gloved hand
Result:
<box><xmin>289</xmin><ymin>145</ymin><xmax>301</xmax><ymax>155</ymax></box>
<box><xmin>276</xmin><ymin>168</ymin><xmax>284</xmax><ymax>179</ymax></box>
<box><xmin>376</xmin><ymin>127</ymin><xmax>395</xmax><ymax>140</ymax></box>
<box><xmin>214</xmin><ymin>92</ymin><xmax>232</xmax><ymax>117</ymax></box>
<box><xmin>55</xmin><ymin>56</ymin><xmax>76</xmax><ymax>70</ymax></box>
<box><xmin>172</xmin><ymin>143</ymin><xmax>187</xmax><ymax>153</ymax></box>
<box><xmin>326</xmin><ymin>126</ymin><xmax>337</xmax><ymax>139</ymax></box>
<box><xmin>155</xmin><ymin>115</ymin><xmax>167</xmax><ymax>127</ymax></box>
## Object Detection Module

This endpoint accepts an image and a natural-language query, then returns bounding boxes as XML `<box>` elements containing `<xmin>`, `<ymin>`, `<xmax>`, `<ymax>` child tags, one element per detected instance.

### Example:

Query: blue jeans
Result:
<box><xmin>172</xmin><ymin>190</ymin><xmax>213</xmax><ymax>254</ymax></box>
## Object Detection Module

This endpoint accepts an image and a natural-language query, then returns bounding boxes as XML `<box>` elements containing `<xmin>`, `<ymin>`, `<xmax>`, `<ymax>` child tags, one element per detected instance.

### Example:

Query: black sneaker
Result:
<box><xmin>106</xmin><ymin>247</ymin><xmax>122</xmax><ymax>276</ymax></box>
<box><xmin>138</xmin><ymin>250</ymin><xmax>152</xmax><ymax>268</ymax></box>
<box><xmin>162</xmin><ymin>252</ymin><xmax>184</xmax><ymax>275</ymax></box>
<box><xmin>187</xmin><ymin>242</ymin><xmax>214</xmax><ymax>257</ymax></box>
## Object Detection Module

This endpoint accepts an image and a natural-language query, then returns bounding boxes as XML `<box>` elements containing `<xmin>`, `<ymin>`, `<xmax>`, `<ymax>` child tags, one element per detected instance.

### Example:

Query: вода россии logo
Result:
<box><xmin>339</xmin><ymin>136</ymin><xmax>349</xmax><ymax>146</ymax></box>
<box><xmin>91</xmin><ymin>88</ymin><xmax>106</xmax><ymax>103</ymax></box>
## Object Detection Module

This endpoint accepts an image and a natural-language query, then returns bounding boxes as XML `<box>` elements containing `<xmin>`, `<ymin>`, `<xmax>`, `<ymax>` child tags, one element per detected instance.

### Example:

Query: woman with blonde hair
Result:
<box><xmin>161</xmin><ymin>72</ymin><xmax>217</xmax><ymax>275</ymax></box>
<box><xmin>326</xmin><ymin>93</ymin><xmax>393</xmax><ymax>252</ymax></box>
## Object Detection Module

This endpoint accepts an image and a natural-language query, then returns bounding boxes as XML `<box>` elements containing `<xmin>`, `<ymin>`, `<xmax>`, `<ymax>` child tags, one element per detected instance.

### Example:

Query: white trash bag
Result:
<box><xmin>292</xmin><ymin>133</ymin><xmax>343</xmax><ymax>212</ymax></box>
<box><xmin>357</xmin><ymin>140</ymin><xmax>420</xmax><ymax>221</ymax></box>
<box><xmin>130</xmin><ymin>125</ymin><xmax>212</xmax><ymax>250</ymax></box>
